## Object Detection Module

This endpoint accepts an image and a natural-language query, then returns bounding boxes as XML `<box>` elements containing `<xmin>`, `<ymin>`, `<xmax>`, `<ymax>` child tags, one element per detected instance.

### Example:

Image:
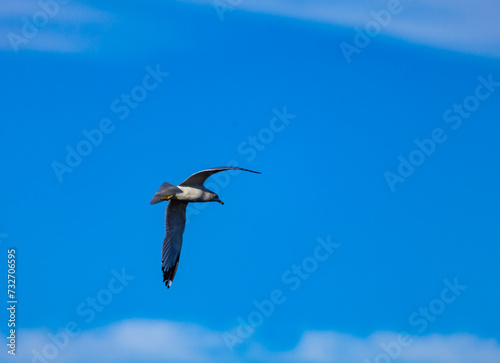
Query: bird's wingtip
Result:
<box><xmin>239</xmin><ymin>167</ymin><xmax>261</xmax><ymax>174</ymax></box>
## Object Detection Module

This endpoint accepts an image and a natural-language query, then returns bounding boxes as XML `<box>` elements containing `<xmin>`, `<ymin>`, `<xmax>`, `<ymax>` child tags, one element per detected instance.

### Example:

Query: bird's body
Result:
<box><xmin>150</xmin><ymin>166</ymin><xmax>260</xmax><ymax>288</ymax></box>
<box><xmin>172</xmin><ymin>185</ymin><xmax>215</xmax><ymax>203</ymax></box>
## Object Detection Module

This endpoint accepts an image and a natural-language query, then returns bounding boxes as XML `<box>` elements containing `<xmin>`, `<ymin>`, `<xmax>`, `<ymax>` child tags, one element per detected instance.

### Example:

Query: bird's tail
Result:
<box><xmin>150</xmin><ymin>182</ymin><xmax>182</xmax><ymax>205</ymax></box>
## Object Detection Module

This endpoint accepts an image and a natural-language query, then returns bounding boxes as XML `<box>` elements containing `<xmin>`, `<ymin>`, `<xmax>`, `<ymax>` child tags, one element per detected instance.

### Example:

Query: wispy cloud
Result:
<box><xmin>0</xmin><ymin>0</ymin><xmax>110</xmax><ymax>52</ymax></box>
<box><xmin>2</xmin><ymin>0</ymin><xmax>498</xmax><ymax>57</ymax></box>
<box><xmin>0</xmin><ymin>1</ymin><xmax>104</xmax><ymax>22</ymax></box>
<box><xmin>191</xmin><ymin>0</ymin><xmax>500</xmax><ymax>58</ymax></box>
<box><xmin>17</xmin><ymin>319</ymin><xmax>500</xmax><ymax>363</ymax></box>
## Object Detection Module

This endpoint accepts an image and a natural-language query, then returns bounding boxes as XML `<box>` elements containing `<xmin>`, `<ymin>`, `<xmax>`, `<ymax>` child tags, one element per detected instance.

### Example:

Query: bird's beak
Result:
<box><xmin>218</xmin><ymin>200</ymin><xmax>224</xmax><ymax>205</ymax></box>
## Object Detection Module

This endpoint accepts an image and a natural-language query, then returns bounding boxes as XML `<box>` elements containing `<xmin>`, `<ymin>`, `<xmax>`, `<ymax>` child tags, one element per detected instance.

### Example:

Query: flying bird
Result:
<box><xmin>150</xmin><ymin>166</ymin><xmax>261</xmax><ymax>288</ymax></box>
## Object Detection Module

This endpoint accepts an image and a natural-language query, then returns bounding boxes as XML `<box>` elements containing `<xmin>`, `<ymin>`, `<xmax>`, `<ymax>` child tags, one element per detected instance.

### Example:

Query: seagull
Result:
<box><xmin>150</xmin><ymin>166</ymin><xmax>261</xmax><ymax>288</ymax></box>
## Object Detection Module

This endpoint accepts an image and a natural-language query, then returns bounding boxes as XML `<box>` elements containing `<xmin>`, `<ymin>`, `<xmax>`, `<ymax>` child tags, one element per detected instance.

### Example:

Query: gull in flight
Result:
<box><xmin>150</xmin><ymin>167</ymin><xmax>260</xmax><ymax>288</ymax></box>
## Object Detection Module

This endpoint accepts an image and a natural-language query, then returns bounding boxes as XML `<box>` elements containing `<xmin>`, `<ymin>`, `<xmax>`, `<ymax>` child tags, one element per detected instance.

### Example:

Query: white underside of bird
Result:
<box><xmin>150</xmin><ymin>166</ymin><xmax>260</xmax><ymax>288</ymax></box>
<box><xmin>174</xmin><ymin>186</ymin><xmax>220</xmax><ymax>203</ymax></box>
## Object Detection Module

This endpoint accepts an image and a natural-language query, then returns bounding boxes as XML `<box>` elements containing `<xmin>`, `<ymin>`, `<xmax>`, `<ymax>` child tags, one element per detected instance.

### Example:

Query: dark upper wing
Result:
<box><xmin>162</xmin><ymin>200</ymin><xmax>188</xmax><ymax>288</ymax></box>
<box><xmin>178</xmin><ymin>167</ymin><xmax>261</xmax><ymax>187</ymax></box>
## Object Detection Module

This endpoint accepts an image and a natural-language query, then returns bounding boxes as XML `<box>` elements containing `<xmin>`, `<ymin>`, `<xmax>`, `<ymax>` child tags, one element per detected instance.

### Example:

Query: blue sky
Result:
<box><xmin>1</xmin><ymin>0</ymin><xmax>500</xmax><ymax>362</ymax></box>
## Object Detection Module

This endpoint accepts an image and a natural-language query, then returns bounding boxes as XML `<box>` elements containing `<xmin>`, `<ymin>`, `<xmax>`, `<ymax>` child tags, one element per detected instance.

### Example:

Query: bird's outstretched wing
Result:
<box><xmin>179</xmin><ymin>166</ymin><xmax>261</xmax><ymax>187</ymax></box>
<box><xmin>162</xmin><ymin>200</ymin><xmax>188</xmax><ymax>288</ymax></box>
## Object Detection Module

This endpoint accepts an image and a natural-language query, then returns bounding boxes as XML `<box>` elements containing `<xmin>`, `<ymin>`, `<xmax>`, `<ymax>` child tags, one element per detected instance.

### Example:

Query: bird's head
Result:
<box><xmin>208</xmin><ymin>193</ymin><xmax>224</xmax><ymax>205</ymax></box>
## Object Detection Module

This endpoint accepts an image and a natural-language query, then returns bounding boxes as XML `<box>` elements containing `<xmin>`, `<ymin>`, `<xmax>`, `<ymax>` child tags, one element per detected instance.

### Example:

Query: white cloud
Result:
<box><xmin>274</xmin><ymin>330</ymin><xmax>500</xmax><ymax>363</ymax></box>
<box><xmin>194</xmin><ymin>0</ymin><xmax>500</xmax><ymax>58</ymax></box>
<box><xmin>18</xmin><ymin>319</ymin><xmax>236</xmax><ymax>363</ymax></box>
<box><xmin>17</xmin><ymin>319</ymin><xmax>500</xmax><ymax>363</ymax></box>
